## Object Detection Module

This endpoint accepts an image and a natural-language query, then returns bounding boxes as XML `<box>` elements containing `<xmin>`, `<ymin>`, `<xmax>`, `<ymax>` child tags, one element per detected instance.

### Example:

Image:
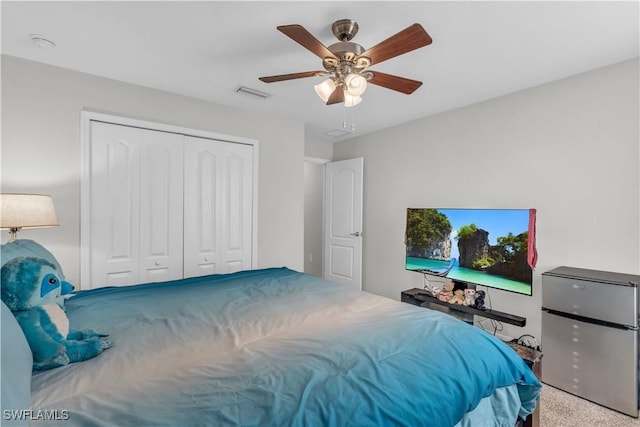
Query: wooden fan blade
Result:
<box><xmin>356</xmin><ymin>23</ymin><xmax>432</xmax><ymax>66</ymax></box>
<box><xmin>259</xmin><ymin>71</ymin><xmax>326</xmax><ymax>83</ymax></box>
<box><xmin>326</xmin><ymin>87</ymin><xmax>345</xmax><ymax>105</ymax></box>
<box><xmin>368</xmin><ymin>71</ymin><xmax>423</xmax><ymax>94</ymax></box>
<box><xmin>277</xmin><ymin>24</ymin><xmax>338</xmax><ymax>60</ymax></box>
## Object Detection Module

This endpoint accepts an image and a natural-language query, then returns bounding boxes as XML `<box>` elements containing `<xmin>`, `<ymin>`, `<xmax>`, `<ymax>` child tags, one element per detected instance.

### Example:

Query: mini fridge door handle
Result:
<box><xmin>541</xmin><ymin>307</ymin><xmax>638</xmax><ymax>331</ymax></box>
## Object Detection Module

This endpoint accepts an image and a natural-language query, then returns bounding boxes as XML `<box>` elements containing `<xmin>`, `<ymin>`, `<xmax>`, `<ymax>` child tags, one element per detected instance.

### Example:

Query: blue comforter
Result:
<box><xmin>30</xmin><ymin>268</ymin><xmax>540</xmax><ymax>426</ymax></box>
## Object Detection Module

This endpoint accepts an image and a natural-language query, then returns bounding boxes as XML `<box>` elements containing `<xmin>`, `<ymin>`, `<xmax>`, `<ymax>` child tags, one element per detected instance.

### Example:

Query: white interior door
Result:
<box><xmin>139</xmin><ymin>136</ymin><xmax>184</xmax><ymax>283</ymax></box>
<box><xmin>81</xmin><ymin>112</ymin><xmax>258</xmax><ymax>290</ymax></box>
<box><xmin>183</xmin><ymin>138</ymin><xmax>223</xmax><ymax>277</ymax></box>
<box><xmin>90</xmin><ymin>122</ymin><xmax>140</xmax><ymax>287</ymax></box>
<box><xmin>220</xmin><ymin>142</ymin><xmax>253</xmax><ymax>273</ymax></box>
<box><xmin>183</xmin><ymin>136</ymin><xmax>253</xmax><ymax>277</ymax></box>
<box><xmin>90</xmin><ymin>122</ymin><xmax>183</xmax><ymax>287</ymax></box>
<box><xmin>323</xmin><ymin>158</ymin><xmax>363</xmax><ymax>289</ymax></box>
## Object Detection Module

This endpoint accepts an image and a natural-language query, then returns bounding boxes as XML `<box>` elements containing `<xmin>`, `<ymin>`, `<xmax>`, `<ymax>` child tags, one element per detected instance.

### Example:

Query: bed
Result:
<box><xmin>1</xmin><ymin>242</ymin><xmax>540</xmax><ymax>427</ymax></box>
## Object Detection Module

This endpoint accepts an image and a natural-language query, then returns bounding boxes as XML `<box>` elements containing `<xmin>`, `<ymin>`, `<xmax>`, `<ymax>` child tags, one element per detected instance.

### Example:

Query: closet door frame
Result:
<box><xmin>80</xmin><ymin>111</ymin><xmax>259</xmax><ymax>289</ymax></box>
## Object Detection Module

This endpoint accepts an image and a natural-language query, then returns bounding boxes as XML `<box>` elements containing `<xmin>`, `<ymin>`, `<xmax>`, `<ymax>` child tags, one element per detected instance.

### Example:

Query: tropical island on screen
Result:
<box><xmin>405</xmin><ymin>208</ymin><xmax>532</xmax><ymax>295</ymax></box>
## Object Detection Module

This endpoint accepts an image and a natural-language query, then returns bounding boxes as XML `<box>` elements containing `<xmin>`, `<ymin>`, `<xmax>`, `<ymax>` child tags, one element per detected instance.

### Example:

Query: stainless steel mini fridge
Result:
<box><xmin>541</xmin><ymin>266</ymin><xmax>640</xmax><ymax>417</ymax></box>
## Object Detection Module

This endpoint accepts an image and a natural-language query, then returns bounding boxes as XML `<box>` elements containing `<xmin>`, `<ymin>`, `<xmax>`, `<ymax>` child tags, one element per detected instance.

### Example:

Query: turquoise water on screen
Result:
<box><xmin>406</xmin><ymin>257</ymin><xmax>531</xmax><ymax>295</ymax></box>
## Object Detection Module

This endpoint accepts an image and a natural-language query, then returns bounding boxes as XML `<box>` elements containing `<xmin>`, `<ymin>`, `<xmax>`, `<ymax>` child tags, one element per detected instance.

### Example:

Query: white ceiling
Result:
<box><xmin>2</xmin><ymin>1</ymin><xmax>639</xmax><ymax>144</ymax></box>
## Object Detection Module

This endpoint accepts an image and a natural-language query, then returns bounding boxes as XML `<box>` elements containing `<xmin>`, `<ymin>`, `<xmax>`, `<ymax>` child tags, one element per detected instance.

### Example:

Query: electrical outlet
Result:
<box><xmin>308</xmin><ymin>253</ymin><xmax>313</xmax><ymax>263</ymax></box>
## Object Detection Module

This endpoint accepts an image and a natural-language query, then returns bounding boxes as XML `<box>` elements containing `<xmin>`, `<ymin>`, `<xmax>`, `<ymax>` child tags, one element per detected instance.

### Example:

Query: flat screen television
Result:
<box><xmin>405</xmin><ymin>208</ymin><xmax>534</xmax><ymax>296</ymax></box>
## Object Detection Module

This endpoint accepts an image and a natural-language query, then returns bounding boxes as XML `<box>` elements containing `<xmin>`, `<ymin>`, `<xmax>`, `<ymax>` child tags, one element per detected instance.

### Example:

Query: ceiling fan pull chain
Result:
<box><xmin>342</xmin><ymin>106</ymin><xmax>347</xmax><ymax>129</ymax></box>
<box><xmin>341</xmin><ymin>105</ymin><xmax>356</xmax><ymax>132</ymax></box>
<box><xmin>350</xmin><ymin>107</ymin><xmax>356</xmax><ymax>132</ymax></box>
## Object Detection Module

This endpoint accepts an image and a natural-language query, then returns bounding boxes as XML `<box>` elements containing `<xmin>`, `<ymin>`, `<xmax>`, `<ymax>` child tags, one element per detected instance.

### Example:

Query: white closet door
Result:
<box><xmin>90</xmin><ymin>122</ymin><xmax>140</xmax><ymax>287</ymax></box>
<box><xmin>90</xmin><ymin>122</ymin><xmax>183</xmax><ymax>287</ymax></box>
<box><xmin>221</xmin><ymin>142</ymin><xmax>253</xmax><ymax>273</ymax></box>
<box><xmin>184</xmin><ymin>137</ymin><xmax>253</xmax><ymax>277</ymax></box>
<box><xmin>183</xmin><ymin>138</ymin><xmax>223</xmax><ymax>276</ymax></box>
<box><xmin>139</xmin><ymin>135</ymin><xmax>184</xmax><ymax>283</ymax></box>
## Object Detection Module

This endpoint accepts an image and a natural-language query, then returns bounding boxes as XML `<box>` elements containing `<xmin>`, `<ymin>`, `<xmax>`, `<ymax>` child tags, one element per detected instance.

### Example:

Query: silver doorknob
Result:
<box><xmin>350</xmin><ymin>232</ymin><xmax>362</xmax><ymax>237</ymax></box>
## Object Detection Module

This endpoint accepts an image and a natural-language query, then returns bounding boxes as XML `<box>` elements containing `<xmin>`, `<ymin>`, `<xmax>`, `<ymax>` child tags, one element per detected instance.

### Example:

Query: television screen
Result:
<box><xmin>405</xmin><ymin>208</ymin><xmax>534</xmax><ymax>295</ymax></box>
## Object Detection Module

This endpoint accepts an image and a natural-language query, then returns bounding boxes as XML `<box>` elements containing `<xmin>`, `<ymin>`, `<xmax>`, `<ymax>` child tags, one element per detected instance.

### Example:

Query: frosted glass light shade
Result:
<box><xmin>314</xmin><ymin>79</ymin><xmax>336</xmax><ymax>103</ymax></box>
<box><xmin>344</xmin><ymin>94</ymin><xmax>362</xmax><ymax>107</ymax></box>
<box><xmin>1</xmin><ymin>194</ymin><xmax>59</xmax><ymax>241</ymax></box>
<box><xmin>345</xmin><ymin>74</ymin><xmax>368</xmax><ymax>96</ymax></box>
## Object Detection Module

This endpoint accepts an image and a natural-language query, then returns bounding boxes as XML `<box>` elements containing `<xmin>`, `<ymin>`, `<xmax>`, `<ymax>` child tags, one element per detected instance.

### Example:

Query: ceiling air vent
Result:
<box><xmin>235</xmin><ymin>86</ymin><xmax>271</xmax><ymax>100</ymax></box>
<box><xmin>325</xmin><ymin>129</ymin><xmax>353</xmax><ymax>137</ymax></box>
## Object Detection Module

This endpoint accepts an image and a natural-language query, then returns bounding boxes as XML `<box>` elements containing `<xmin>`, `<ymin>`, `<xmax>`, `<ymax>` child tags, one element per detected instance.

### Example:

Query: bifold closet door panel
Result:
<box><xmin>222</xmin><ymin>142</ymin><xmax>253</xmax><ymax>273</ymax></box>
<box><xmin>138</xmin><ymin>135</ymin><xmax>184</xmax><ymax>284</ymax></box>
<box><xmin>90</xmin><ymin>122</ymin><xmax>184</xmax><ymax>287</ymax></box>
<box><xmin>183</xmin><ymin>136</ymin><xmax>253</xmax><ymax>277</ymax></box>
<box><xmin>183</xmin><ymin>138</ymin><xmax>223</xmax><ymax>277</ymax></box>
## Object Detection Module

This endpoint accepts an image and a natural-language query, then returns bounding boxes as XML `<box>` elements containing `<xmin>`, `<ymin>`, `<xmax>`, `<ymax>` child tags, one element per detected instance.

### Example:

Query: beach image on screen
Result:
<box><xmin>405</xmin><ymin>208</ymin><xmax>532</xmax><ymax>295</ymax></box>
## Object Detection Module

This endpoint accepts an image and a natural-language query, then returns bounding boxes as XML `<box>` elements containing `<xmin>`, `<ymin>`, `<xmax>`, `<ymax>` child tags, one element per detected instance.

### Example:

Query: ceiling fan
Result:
<box><xmin>258</xmin><ymin>19</ymin><xmax>433</xmax><ymax>107</ymax></box>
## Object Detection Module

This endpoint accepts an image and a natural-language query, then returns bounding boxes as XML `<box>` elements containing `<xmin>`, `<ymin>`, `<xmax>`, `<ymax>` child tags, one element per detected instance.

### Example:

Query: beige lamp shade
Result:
<box><xmin>0</xmin><ymin>193</ymin><xmax>59</xmax><ymax>241</ymax></box>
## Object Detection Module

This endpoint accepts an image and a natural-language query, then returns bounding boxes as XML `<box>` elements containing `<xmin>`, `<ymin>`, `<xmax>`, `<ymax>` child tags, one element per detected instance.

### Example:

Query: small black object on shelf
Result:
<box><xmin>474</xmin><ymin>290</ymin><xmax>486</xmax><ymax>310</ymax></box>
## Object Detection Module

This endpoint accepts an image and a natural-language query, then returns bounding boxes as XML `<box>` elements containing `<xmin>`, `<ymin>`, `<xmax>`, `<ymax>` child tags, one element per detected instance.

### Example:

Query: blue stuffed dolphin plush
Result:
<box><xmin>1</xmin><ymin>257</ymin><xmax>112</xmax><ymax>371</ymax></box>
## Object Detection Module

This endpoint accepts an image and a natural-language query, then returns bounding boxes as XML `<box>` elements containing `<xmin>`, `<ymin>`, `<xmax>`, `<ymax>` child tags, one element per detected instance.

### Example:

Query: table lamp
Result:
<box><xmin>0</xmin><ymin>193</ymin><xmax>59</xmax><ymax>242</ymax></box>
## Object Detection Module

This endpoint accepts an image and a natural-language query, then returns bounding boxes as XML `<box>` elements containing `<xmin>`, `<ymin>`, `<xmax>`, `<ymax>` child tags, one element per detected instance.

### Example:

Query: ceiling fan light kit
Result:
<box><xmin>314</xmin><ymin>78</ymin><xmax>336</xmax><ymax>102</ymax></box>
<box><xmin>345</xmin><ymin>74</ymin><xmax>367</xmax><ymax>96</ymax></box>
<box><xmin>343</xmin><ymin>93</ymin><xmax>362</xmax><ymax>107</ymax></box>
<box><xmin>259</xmin><ymin>19</ymin><xmax>432</xmax><ymax>108</ymax></box>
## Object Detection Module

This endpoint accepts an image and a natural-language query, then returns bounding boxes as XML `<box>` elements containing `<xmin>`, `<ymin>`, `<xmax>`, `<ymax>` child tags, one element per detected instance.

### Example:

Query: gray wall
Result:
<box><xmin>1</xmin><ymin>55</ymin><xmax>305</xmax><ymax>286</ymax></box>
<box><xmin>303</xmin><ymin>160</ymin><xmax>325</xmax><ymax>278</ymax></box>
<box><xmin>333</xmin><ymin>58</ymin><xmax>640</xmax><ymax>340</ymax></box>
<box><xmin>303</xmin><ymin>135</ymin><xmax>333</xmax><ymax>278</ymax></box>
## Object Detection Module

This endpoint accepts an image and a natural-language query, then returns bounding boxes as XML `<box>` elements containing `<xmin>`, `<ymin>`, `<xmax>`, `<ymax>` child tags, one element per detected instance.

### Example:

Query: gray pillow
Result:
<box><xmin>1</xmin><ymin>300</ymin><xmax>32</xmax><ymax>426</ymax></box>
<box><xmin>1</xmin><ymin>239</ymin><xmax>65</xmax><ymax>278</ymax></box>
<box><xmin>1</xmin><ymin>239</ymin><xmax>68</xmax><ymax>305</ymax></box>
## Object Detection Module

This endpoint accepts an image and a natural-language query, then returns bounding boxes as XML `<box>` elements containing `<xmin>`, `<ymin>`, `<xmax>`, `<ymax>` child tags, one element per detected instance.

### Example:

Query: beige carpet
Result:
<box><xmin>540</xmin><ymin>383</ymin><xmax>640</xmax><ymax>427</ymax></box>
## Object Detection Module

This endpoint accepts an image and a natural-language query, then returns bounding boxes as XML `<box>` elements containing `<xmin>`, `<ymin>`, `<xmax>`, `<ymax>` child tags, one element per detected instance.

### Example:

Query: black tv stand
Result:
<box><xmin>401</xmin><ymin>288</ymin><xmax>526</xmax><ymax>327</ymax></box>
